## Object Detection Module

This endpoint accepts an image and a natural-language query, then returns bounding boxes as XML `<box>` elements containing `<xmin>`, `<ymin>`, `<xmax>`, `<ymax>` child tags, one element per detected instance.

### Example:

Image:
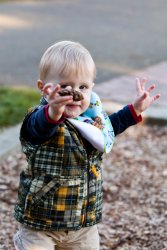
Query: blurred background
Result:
<box><xmin>0</xmin><ymin>0</ymin><xmax>167</xmax><ymax>86</ymax></box>
<box><xmin>0</xmin><ymin>2</ymin><xmax>167</xmax><ymax>249</ymax></box>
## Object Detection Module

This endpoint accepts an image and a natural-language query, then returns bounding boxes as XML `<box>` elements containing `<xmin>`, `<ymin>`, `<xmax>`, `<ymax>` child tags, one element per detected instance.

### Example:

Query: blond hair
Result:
<box><xmin>39</xmin><ymin>41</ymin><xmax>96</xmax><ymax>83</ymax></box>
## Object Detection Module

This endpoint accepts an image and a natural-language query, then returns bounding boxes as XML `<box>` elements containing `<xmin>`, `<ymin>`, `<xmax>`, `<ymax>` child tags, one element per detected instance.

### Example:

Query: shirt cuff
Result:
<box><xmin>44</xmin><ymin>105</ymin><xmax>65</xmax><ymax>124</ymax></box>
<box><xmin>128</xmin><ymin>104</ymin><xmax>142</xmax><ymax>123</ymax></box>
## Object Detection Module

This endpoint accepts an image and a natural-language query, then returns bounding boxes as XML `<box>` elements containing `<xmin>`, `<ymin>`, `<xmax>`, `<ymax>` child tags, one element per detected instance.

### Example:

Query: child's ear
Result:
<box><xmin>37</xmin><ymin>80</ymin><xmax>44</xmax><ymax>93</ymax></box>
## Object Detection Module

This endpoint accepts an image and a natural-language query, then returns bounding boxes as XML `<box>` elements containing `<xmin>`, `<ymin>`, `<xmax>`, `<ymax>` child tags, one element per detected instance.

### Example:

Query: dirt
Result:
<box><xmin>0</xmin><ymin>124</ymin><xmax>167</xmax><ymax>250</ymax></box>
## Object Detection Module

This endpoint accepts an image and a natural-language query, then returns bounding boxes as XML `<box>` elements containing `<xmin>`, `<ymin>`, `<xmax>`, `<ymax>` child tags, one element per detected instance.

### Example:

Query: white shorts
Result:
<box><xmin>13</xmin><ymin>224</ymin><xmax>100</xmax><ymax>250</ymax></box>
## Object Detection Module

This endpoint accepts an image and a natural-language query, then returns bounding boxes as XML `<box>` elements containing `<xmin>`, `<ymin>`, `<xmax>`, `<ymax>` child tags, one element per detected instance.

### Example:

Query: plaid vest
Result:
<box><xmin>14</xmin><ymin>119</ymin><xmax>103</xmax><ymax>231</ymax></box>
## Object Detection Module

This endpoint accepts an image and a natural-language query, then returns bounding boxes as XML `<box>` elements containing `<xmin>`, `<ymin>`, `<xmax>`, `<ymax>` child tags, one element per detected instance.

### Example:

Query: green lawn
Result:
<box><xmin>0</xmin><ymin>86</ymin><xmax>40</xmax><ymax>128</ymax></box>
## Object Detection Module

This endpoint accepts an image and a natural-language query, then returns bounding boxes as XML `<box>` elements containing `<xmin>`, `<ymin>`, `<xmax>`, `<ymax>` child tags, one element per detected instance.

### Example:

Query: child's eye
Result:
<box><xmin>79</xmin><ymin>85</ymin><xmax>88</xmax><ymax>90</ymax></box>
<box><xmin>60</xmin><ymin>84</ymin><xmax>68</xmax><ymax>89</ymax></box>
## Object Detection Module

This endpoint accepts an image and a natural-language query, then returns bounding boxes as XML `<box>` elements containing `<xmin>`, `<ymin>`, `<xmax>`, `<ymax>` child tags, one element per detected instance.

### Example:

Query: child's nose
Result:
<box><xmin>65</xmin><ymin>86</ymin><xmax>72</xmax><ymax>90</ymax></box>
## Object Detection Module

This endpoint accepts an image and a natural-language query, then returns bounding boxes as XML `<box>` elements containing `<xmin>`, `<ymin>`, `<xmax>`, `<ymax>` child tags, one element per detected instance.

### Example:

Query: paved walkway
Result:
<box><xmin>0</xmin><ymin>124</ymin><xmax>21</xmax><ymax>161</ymax></box>
<box><xmin>0</xmin><ymin>61</ymin><xmax>166</xmax><ymax>161</ymax></box>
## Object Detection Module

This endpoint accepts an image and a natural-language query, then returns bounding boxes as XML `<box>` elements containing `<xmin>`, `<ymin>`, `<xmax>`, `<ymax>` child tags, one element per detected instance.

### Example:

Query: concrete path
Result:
<box><xmin>0</xmin><ymin>124</ymin><xmax>21</xmax><ymax>161</ymax></box>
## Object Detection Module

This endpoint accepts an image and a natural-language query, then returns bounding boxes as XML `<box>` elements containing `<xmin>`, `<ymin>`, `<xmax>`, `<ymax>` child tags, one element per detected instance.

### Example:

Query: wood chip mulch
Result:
<box><xmin>0</xmin><ymin>124</ymin><xmax>167</xmax><ymax>250</ymax></box>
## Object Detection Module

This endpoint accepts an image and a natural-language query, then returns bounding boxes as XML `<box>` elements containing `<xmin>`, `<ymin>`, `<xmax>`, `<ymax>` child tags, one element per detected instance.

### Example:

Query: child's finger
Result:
<box><xmin>43</xmin><ymin>83</ymin><xmax>54</xmax><ymax>95</ymax></box>
<box><xmin>136</xmin><ymin>77</ymin><xmax>149</xmax><ymax>95</ymax></box>
<box><xmin>147</xmin><ymin>84</ymin><xmax>155</xmax><ymax>93</ymax></box>
<box><xmin>141</xmin><ymin>77</ymin><xmax>147</xmax><ymax>91</ymax></box>
<box><xmin>49</xmin><ymin>96</ymin><xmax>73</xmax><ymax>106</ymax></box>
<box><xmin>152</xmin><ymin>93</ymin><xmax>161</xmax><ymax>102</ymax></box>
<box><xmin>48</xmin><ymin>84</ymin><xmax>62</xmax><ymax>99</ymax></box>
<box><xmin>136</xmin><ymin>78</ymin><xmax>142</xmax><ymax>94</ymax></box>
<box><xmin>43</xmin><ymin>84</ymin><xmax>61</xmax><ymax>97</ymax></box>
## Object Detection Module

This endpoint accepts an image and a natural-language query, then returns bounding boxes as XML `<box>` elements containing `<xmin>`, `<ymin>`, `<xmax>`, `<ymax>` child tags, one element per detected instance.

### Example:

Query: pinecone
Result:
<box><xmin>58</xmin><ymin>89</ymin><xmax>84</xmax><ymax>101</ymax></box>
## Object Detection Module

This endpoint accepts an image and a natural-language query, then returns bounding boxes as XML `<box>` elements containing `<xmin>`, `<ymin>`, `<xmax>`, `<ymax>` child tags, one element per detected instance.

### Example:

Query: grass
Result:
<box><xmin>0</xmin><ymin>86</ymin><xmax>40</xmax><ymax>128</ymax></box>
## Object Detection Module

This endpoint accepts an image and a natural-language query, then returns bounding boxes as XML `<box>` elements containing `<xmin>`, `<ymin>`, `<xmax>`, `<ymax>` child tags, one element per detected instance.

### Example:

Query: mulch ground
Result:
<box><xmin>0</xmin><ymin>124</ymin><xmax>167</xmax><ymax>250</ymax></box>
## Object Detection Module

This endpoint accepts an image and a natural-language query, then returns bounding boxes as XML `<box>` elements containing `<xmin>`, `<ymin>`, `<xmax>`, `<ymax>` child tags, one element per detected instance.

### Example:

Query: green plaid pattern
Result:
<box><xmin>15</xmin><ymin>115</ymin><xmax>103</xmax><ymax>231</ymax></box>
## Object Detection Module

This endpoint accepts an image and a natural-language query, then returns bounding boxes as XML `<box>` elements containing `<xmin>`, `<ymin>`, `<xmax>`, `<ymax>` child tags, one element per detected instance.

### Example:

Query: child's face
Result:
<box><xmin>59</xmin><ymin>75</ymin><xmax>94</xmax><ymax>118</ymax></box>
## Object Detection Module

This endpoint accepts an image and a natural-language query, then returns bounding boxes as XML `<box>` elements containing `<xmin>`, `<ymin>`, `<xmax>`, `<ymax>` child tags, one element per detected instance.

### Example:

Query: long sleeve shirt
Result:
<box><xmin>21</xmin><ymin>104</ymin><xmax>142</xmax><ymax>145</ymax></box>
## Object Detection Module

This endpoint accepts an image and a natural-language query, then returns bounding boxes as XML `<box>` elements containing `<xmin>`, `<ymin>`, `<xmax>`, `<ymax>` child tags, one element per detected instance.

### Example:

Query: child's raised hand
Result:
<box><xmin>133</xmin><ymin>78</ymin><xmax>161</xmax><ymax>116</ymax></box>
<box><xmin>43</xmin><ymin>83</ymin><xmax>73</xmax><ymax>121</ymax></box>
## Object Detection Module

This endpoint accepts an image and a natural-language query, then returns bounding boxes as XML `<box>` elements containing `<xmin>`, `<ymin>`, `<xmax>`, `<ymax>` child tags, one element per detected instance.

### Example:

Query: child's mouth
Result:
<box><xmin>66</xmin><ymin>104</ymin><xmax>80</xmax><ymax>109</ymax></box>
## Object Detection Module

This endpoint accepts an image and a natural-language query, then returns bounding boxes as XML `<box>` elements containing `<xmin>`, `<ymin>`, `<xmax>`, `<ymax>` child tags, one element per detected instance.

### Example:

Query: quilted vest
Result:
<box><xmin>14</xmin><ymin>119</ymin><xmax>103</xmax><ymax>231</ymax></box>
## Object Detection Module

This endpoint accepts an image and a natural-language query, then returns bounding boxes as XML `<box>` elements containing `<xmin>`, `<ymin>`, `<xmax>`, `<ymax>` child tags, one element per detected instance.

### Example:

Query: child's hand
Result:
<box><xmin>43</xmin><ymin>83</ymin><xmax>73</xmax><ymax>121</ymax></box>
<box><xmin>133</xmin><ymin>78</ymin><xmax>161</xmax><ymax>116</ymax></box>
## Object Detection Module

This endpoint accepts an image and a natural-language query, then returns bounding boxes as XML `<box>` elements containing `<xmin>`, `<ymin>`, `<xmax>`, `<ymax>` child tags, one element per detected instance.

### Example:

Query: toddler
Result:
<box><xmin>13</xmin><ymin>41</ymin><xmax>160</xmax><ymax>250</ymax></box>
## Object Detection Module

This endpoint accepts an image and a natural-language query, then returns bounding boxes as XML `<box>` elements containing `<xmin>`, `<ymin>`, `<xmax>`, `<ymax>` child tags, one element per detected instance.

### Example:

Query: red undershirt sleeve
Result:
<box><xmin>44</xmin><ymin>104</ymin><xmax>65</xmax><ymax>124</ymax></box>
<box><xmin>128</xmin><ymin>104</ymin><xmax>142</xmax><ymax>123</ymax></box>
